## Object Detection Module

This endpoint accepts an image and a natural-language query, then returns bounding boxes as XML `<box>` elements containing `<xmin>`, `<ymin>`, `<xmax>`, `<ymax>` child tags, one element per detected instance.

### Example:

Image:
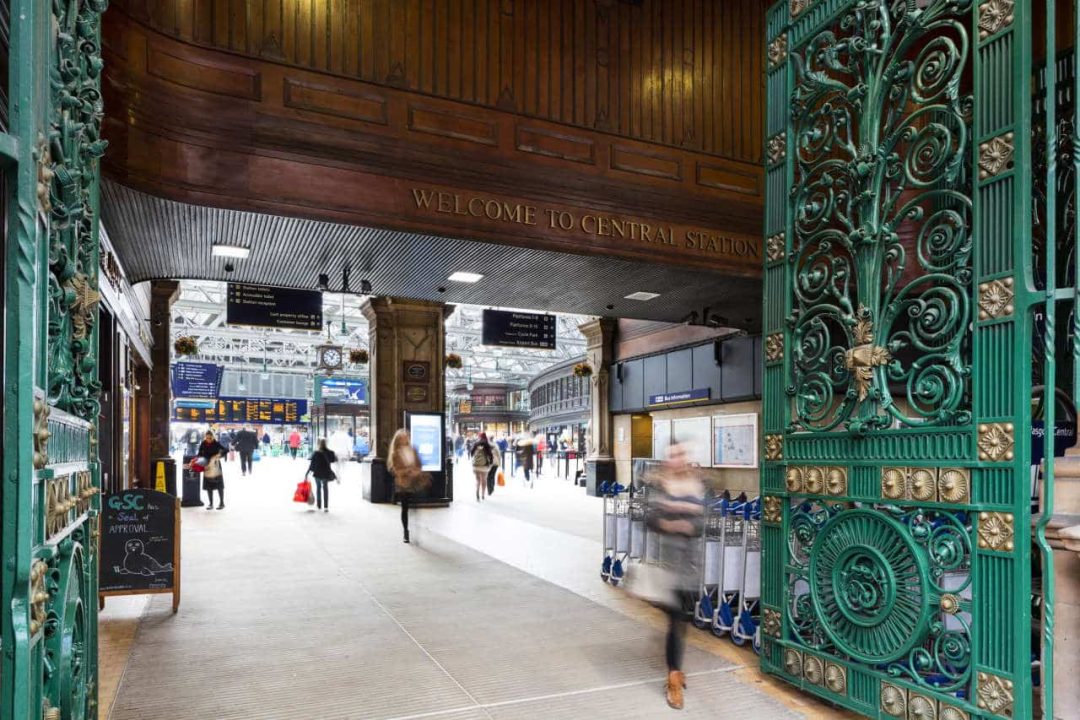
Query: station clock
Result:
<box><xmin>316</xmin><ymin>344</ymin><xmax>344</xmax><ymax>372</ymax></box>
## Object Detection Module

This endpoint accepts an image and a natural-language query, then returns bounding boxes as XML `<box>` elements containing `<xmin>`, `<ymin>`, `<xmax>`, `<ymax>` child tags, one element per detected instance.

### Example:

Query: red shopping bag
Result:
<box><xmin>293</xmin><ymin>479</ymin><xmax>312</xmax><ymax>503</ymax></box>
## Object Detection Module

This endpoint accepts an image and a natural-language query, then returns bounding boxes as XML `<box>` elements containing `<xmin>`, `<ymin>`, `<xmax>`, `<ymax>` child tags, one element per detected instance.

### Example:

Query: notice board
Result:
<box><xmin>481</xmin><ymin>309</ymin><xmax>556</xmax><ymax>349</ymax></box>
<box><xmin>226</xmin><ymin>283</ymin><xmax>323</xmax><ymax>330</ymax></box>
<box><xmin>99</xmin><ymin>489</ymin><xmax>181</xmax><ymax>612</ymax></box>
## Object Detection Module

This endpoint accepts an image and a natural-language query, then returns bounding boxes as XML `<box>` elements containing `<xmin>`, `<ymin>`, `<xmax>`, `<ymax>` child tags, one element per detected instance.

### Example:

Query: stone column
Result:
<box><xmin>359</xmin><ymin>297</ymin><xmax>448</xmax><ymax>502</ymax></box>
<box><xmin>1042</xmin><ymin>446</ymin><xmax>1080</xmax><ymax>720</ymax></box>
<box><xmin>148</xmin><ymin>281</ymin><xmax>178</xmax><ymax>462</ymax></box>
<box><xmin>579</xmin><ymin>317</ymin><xmax>616</xmax><ymax>496</ymax></box>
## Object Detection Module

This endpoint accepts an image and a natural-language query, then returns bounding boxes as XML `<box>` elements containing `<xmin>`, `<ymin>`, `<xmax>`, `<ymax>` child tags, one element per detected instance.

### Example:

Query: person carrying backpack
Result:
<box><xmin>471</xmin><ymin>432</ymin><xmax>498</xmax><ymax>502</ymax></box>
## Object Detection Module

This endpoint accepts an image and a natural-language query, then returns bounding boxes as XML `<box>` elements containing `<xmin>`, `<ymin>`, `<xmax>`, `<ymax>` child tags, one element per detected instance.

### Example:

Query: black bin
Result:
<box><xmin>180</xmin><ymin>455</ymin><xmax>204</xmax><ymax>507</ymax></box>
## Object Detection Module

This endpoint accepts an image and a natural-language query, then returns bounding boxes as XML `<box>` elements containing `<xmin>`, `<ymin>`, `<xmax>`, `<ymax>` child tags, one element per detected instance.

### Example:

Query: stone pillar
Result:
<box><xmin>580</xmin><ymin>317</ymin><xmax>616</xmax><ymax>496</ymax></box>
<box><xmin>148</xmin><ymin>281</ymin><xmax>178</xmax><ymax>462</ymax></box>
<box><xmin>1042</xmin><ymin>447</ymin><xmax>1080</xmax><ymax>720</ymax></box>
<box><xmin>360</xmin><ymin>297</ymin><xmax>448</xmax><ymax>502</ymax></box>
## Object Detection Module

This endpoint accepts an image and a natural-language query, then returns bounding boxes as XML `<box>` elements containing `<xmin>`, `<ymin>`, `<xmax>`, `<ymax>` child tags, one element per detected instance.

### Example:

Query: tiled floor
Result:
<box><xmin>99</xmin><ymin>456</ymin><xmax>850</xmax><ymax>719</ymax></box>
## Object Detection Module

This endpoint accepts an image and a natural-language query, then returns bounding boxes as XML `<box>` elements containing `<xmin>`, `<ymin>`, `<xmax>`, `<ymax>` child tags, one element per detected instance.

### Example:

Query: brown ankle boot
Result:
<box><xmin>665</xmin><ymin>670</ymin><xmax>685</xmax><ymax>709</ymax></box>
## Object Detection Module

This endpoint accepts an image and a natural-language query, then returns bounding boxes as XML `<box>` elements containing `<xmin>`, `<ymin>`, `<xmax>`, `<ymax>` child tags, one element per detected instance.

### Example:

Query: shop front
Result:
<box><xmin>449</xmin><ymin>382</ymin><xmax>529</xmax><ymax>439</ymax></box>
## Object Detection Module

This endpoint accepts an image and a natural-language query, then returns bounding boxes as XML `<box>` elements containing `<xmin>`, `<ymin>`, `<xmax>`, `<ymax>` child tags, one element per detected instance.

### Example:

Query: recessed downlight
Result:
<box><xmin>448</xmin><ymin>271</ymin><xmax>484</xmax><ymax>283</ymax></box>
<box><xmin>624</xmin><ymin>291</ymin><xmax>660</xmax><ymax>301</ymax></box>
<box><xmin>212</xmin><ymin>244</ymin><xmax>251</xmax><ymax>259</ymax></box>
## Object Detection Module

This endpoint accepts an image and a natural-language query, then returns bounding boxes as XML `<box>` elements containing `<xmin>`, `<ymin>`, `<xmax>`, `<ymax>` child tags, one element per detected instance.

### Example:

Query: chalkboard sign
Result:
<box><xmin>99</xmin><ymin>489</ymin><xmax>181</xmax><ymax>612</ymax></box>
<box><xmin>226</xmin><ymin>283</ymin><xmax>323</xmax><ymax>330</ymax></box>
<box><xmin>481</xmin><ymin>309</ymin><xmax>556</xmax><ymax>349</ymax></box>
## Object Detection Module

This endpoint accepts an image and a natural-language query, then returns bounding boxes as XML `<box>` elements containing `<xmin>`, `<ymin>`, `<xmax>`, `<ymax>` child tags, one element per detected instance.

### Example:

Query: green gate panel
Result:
<box><xmin>1</xmin><ymin>1</ymin><xmax>107</xmax><ymax>718</ymax></box>
<box><xmin>761</xmin><ymin>1</ymin><xmax>1034</xmax><ymax>718</ymax></box>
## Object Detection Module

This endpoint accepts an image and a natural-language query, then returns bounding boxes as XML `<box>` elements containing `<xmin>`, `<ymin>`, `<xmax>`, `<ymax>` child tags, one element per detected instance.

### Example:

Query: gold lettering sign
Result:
<box><xmin>409</xmin><ymin>187</ymin><xmax>760</xmax><ymax>262</ymax></box>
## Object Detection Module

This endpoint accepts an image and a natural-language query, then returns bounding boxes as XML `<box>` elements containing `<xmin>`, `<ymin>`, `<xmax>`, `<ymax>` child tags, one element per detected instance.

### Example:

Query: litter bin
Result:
<box><xmin>180</xmin><ymin>455</ymin><xmax>203</xmax><ymax>507</ymax></box>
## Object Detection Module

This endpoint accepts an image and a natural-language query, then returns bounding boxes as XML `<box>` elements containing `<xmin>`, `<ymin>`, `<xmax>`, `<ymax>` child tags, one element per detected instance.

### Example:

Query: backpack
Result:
<box><xmin>472</xmin><ymin>444</ymin><xmax>491</xmax><ymax>468</ymax></box>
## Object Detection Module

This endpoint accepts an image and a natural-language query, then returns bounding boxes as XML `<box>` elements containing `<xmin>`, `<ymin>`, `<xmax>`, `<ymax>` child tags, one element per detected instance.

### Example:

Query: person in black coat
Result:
<box><xmin>233</xmin><ymin>426</ymin><xmax>260</xmax><ymax>476</ymax></box>
<box><xmin>196</xmin><ymin>431</ymin><xmax>226</xmax><ymax>509</ymax></box>
<box><xmin>306</xmin><ymin>439</ymin><xmax>337</xmax><ymax>512</ymax></box>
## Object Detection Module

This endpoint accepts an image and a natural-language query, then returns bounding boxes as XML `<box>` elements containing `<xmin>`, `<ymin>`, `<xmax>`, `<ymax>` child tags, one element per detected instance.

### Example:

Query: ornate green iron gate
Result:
<box><xmin>761</xmin><ymin>1</ymin><xmax>1037</xmax><ymax>718</ymax></box>
<box><xmin>1</xmin><ymin>1</ymin><xmax>107</xmax><ymax>718</ymax></box>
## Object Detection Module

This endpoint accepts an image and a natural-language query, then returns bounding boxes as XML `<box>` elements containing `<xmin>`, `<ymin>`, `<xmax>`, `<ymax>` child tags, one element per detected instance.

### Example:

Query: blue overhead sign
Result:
<box><xmin>649</xmin><ymin>388</ymin><xmax>711</xmax><ymax>406</ymax></box>
<box><xmin>171</xmin><ymin>362</ymin><xmax>223</xmax><ymax>399</ymax></box>
<box><xmin>317</xmin><ymin>377</ymin><xmax>367</xmax><ymax>404</ymax></box>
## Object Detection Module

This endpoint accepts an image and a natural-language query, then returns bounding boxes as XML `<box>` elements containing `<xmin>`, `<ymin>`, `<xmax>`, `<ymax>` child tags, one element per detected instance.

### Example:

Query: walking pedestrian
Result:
<box><xmin>233</xmin><ymin>425</ymin><xmax>259</xmax><ymax>476</ymax></box>
<box><xmin>306</xmin><ymin>439</ymin><xmax>337</xmax><ymax>512</ymax></box>
<box><xmin>516</xmin><ymin>435</ymin><xmax>535</xmax><ymax>488</ymax></box>
<box><xmin>261</xmin><ymin>430</ymin><xmax>272</xmax><ymax>454</ymax></box>
<box><xmin>471</xmin><ymin>432</ymin><xmax>497</xmax><ymax>501</ymax></box>
<box><xmin>641</xmin><ymin>443</ymin><xmax>705</xmax><ymax>710</ymax></box>
<box><xmin>388</xmin><ymin>429</ymin><xmax>429</xmax><ymax>543</ymax></box>
<box><xmin>288</xmin><ymin>428</ymin><xmax>302</xmax><ymax>459</ymax></box>
<box><xmin>196</xmin><ymin>431</ymin><xmax>226</xmax><ymax>510</ymax></box>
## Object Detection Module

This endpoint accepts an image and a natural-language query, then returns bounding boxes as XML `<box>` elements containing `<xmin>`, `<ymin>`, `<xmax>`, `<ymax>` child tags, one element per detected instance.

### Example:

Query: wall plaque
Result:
<box><xmin>403</xmin><ymin>361</ymin><xmax>430</xmax><ymax>382</ymax></box>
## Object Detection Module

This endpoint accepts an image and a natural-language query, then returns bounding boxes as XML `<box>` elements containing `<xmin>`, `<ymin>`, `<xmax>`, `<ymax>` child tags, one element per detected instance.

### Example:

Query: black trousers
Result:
<box><xmin>240</xmin><ymin>450</ymin><xmax>254</xmax><ymax>474</ymax></box>
<box><xmin>398</xmin><ymin>492</ymin><xmax>413</xmax><ymax>535</ymax></box>
<box><xmin>314</xmin><ymin>477</ymin><xmax>330</xmax><ymax>508</ymax></box>
<box><xmin>289</xmin><ymin>446</ymin><xmax>299</xmax><ymax>459</ymax></box>
<box><xmin>665</xmin><ymin>607</ymin><xmax>686</xmax><ymax>671</ymax></box>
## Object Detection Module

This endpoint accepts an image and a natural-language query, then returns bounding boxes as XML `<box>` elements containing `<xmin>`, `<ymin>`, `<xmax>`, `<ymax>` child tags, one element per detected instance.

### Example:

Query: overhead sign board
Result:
<box><xmin>173</xmin><ymin>397</ymin><xmax>309</xmax><ymax>425</ymax></box>
<box><xmin>317</xmin><ymin>377</ymin><xmax>367</xmax><ymax>405</ymax></box>
<box><xmin>226</xmin><ymin>283</ymin><xmax>323</xmax><ymax>331</ymax></box>
<box><xmin>649</xmin><ymin>388</ymin><xmax>711</xmax><ymax>406</ymax></box>
<box><xmin>481</xmin><ymin>309</ymin><xmax>556</xmax><ymax>349</ymax></box>
<box><xmin>171</xmin><ymin>362</ymin><xmax>223</xmax><ymax>399</ymax></box>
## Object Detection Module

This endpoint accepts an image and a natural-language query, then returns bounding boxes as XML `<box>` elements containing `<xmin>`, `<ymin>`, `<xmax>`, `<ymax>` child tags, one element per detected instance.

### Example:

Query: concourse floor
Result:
<box><xmin>100</xmin><ymin>455</ymin><xmax>843</xmax><ymax>719</ymax></box>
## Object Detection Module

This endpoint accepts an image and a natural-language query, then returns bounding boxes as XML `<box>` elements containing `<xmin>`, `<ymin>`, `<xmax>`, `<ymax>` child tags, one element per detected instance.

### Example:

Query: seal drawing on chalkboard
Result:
<box><xmin>117</xmin><ymin>539</ymin><xmax>173</xmax><ymax>576</ymax></box>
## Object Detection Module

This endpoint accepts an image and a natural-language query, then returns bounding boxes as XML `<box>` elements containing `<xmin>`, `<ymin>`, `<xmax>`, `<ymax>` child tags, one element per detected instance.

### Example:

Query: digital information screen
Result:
<box><xmin>407</xmin><ymin>412</ymin><xmax>444</xmax><ymax>472</ymax></box>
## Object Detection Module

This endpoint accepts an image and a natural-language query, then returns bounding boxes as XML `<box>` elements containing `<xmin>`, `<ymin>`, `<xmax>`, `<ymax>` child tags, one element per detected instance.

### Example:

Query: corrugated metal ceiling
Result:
<box><xmin>100</xmin><ymin>180</ymin><xmax>762</xmax><ymax>328</ymax></box>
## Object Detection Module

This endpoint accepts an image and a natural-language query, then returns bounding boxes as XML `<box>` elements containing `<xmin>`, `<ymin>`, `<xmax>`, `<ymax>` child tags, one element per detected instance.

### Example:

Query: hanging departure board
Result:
<box><xmin>481</xmin><ymin>309</ymin><xmax>557</xmax><ymax>349</ymax></box>
<box><xmin>226</xmin><ymin>283</ymin><xmax>323</xmax><ymax>330</ymax></box>
<box><xmin>173</xmin><ymin>397</ymin><xmax>309</xmax><ymax>424</ymax></box>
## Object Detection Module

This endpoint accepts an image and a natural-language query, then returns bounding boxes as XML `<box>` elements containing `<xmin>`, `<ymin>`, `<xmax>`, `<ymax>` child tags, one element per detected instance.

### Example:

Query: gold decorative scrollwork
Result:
<box><xmin>881</xmin><ymin>683</ymin><xmax>907</xmax><ymax>717</ymax></box>
<box><xmin>764</xmin><ymin>434</ymin><xmax>783</xmax><ymax>461</ymax></box>
<box><xmin>784</xmin><ymin>465</ymin><xmax>846</xmax><ymax>496</ymax></box>
<box><xmin>43</xmin><ymin>700</ymin><xmax>60</xmax><ymax>720</ymax></box>
<box><xmin>881</xmin><ymin>467</ymin><xmax>970</xmax><ymax>503</ymax></box>
<box><xmin>33</xmin><ymin>399</ymin><xmax>51</xmax><ymax>470</ymax></box>
<box><xmin>783</xmin><ymin>648</ymin><xmax>802</xmax><ymax>678</ymax></box>
<box><xmin>67</xmin><ymin>272</ymin><xmax>102</xmax><ymax>342</ymax></box>
<box><xmin>766</xmin><ymin>133</ymin><xmax>786</xmax><ymax>165</ymax></box>
<box><xmin>939</xmin><ymin>705</ymin><xmax>970</xmax><ymax>720</ymax></box>
<box><xmin>766</xmin><ymin>233</ymin><xmax>785</xmax><ymax>263</ymax></box>
<box><xmin>976</xmin><ymin>671</ymin><xmax>1014</xmax><ymax>717</ymax></box>
<box><xmin>978</xmin><ymin>278</ymin><xmax>1014</xmax><ymax>320</ymax></box>
<box><xmin>763</xmin><ymin>496</ymin><xmax>783</xmax><ymax>524</ymax></box>
<box><xmin>46</xmin><ymin>477</ymin><xmax>77</xmax><ymax>539</ymax></box>
<box><xmin>977</xmin><ymin>512</ymin><xmax>1015</xmax><ymax>553</ymax></box>
<box><xmin>844</xmin><ymin>306</ymin><xmax>891</xmax><ymax>402</ymax></box>
<box><xmin>908</xmin><ymin>693</ymin><xmax>938</xmax><ymax>720</ymax></box>
<box><xmin>767</xmin><ymin>33</ymin><xmax>788</xmax><ymax>68</ymax></box>
<box><xmin>940</xmin><ymin>593</ymin><xmax>961</xmax><ymax>615</ymax></box>
<box><xmin>36</xmin><ymin>137</ymin><xmax>53</xmax><ymax>214</ymax></box>
<box><xmin>978</xmin><ymin>423</ymin><xmax>1015</xmax><ymax>461</ymax></box>
<box><xmin>762</xmin><ymin>607</ymin><xmax>781</xmax><ymax>637</ymax></box>
<box><xmin>790</xmin><ymin>0</ymin><xmax>810</xmax><ymax>18</ymax></box>
<box><xmin>978</xmin><ymin>0</ymin><xmax>1015</xmax><ymax>40</ymax></box>
<box><xmin>978</xmin><ymin>132</ymin><xmax>1015</xmax><ymax>180</ymax></box>
<box><xmin>29</xmin><ymin>560</ymin><xmax>48</xmax><ymax>636</ymax></box>
<box><xmin>765</xmin><ymin>332</ymin><xmax>784</xmax><ymax>363</ymax></box>
<box><xmin>76</xmin><ymin>470</ymin><xmax>99</xmax><ymax>515</ymax></box>
<box><xmin>824</xmin><ymin>663</ymin><xmax>846</xmax><ymax>695</ymax></box>
<box><xmin>803</xmin><ymin>654</ymin><xmax>824</xmax><ymax>686</ymax></box>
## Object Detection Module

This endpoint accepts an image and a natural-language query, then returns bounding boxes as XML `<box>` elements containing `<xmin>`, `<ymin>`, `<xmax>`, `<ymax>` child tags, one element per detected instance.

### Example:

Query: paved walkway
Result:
<box><xmin>100</xmin><ymin>455</ymin><xmax>845</xmax><ymax>719</ymax></box>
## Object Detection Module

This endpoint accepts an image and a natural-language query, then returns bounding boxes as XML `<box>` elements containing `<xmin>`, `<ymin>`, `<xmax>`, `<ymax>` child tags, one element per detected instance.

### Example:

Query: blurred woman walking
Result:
<box><xmin>470</xmin><ymin>432</ymin><xmax>498</xmax><ymax>501</ymax></box>
<box><xmin>388</xmin><ymin>429</ymin><xmax>429</xmax><ymax>543</ymax></box>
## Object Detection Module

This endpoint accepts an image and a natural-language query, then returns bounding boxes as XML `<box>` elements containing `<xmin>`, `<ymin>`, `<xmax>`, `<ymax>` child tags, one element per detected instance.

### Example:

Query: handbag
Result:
<box><xmin>623</xmin><ymin>563</ymin><xmax>679</xmax><ymax>611</ymax></box>
<box><xmin>204</xmin><ymin>456</ymin><xmax>223</xmax><ymax>479</ymax></box>
<box><xmin>190</xmin><ymin>456</ymin><xmax>208</xmax><ymax>473</ymax></box>
<box><xmin>252</xmin><ymin>450</ymin><xmax>261</xmax><ymax>462</ymax></box>
<box><xmin>496</xmin><ymin>470</ymin><xmax>505</xmax><ymax>487</ymax></box>
<box><xmin>293</xmin><ymin>479</ymin><xmax>312</xmax><ymax>503</ymax></box>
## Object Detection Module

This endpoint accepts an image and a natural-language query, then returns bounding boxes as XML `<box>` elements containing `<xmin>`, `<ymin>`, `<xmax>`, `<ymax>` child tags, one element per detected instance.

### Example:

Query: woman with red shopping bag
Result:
<box><xmin>196</xmin><ymin>431</ymin><xmax>226</xmax><ymax>510</ymax></box>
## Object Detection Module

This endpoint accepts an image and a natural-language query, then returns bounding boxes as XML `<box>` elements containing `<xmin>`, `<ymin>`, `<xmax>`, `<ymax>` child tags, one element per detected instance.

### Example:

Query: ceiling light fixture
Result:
<box><xmin>212</xmin><ymin>244</ymin><xmax>251</xmax><ymax>259</ymax></box>
<box><xmin>448</xmin><ymin>272</ymin><xmax>483</xmax><ymax>283</ymax></box>
<box><xmin>624</xmin><ymin>291</ymin><xmax>660</xmax><ymax>301</ymax></box>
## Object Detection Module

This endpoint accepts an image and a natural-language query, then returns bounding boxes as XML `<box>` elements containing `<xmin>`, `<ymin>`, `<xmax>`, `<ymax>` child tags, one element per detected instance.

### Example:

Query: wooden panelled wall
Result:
<box><xmin>112</xmin><ymin>0</ymin><xmax>765</xmax><ymax>163</ymax></box>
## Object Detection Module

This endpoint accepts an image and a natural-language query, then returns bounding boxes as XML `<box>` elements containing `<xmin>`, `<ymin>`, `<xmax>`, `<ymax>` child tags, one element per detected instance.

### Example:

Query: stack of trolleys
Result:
<box><xmin>694</xmin><ymin>492</ymin><xmax>731</xmax><ymax>629</ymax></box>
<box><xmin>628</xmin><ymin>486</ymin><xmax>648</xmax><ymax>566</ymax></box>
<box><xmin>711</xmin><ymin>493</ymin><xmax>748</xmax><ymax>639</ymax></box>
<box><xmin>729</xmin><ymin>496</ymin><xmax>762</xmax><ymax>653</ymax></box>
<box><xmin>600</xmin><ymin>484</ymin><xmax>631</xmax><ymax>585</ymax></box>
